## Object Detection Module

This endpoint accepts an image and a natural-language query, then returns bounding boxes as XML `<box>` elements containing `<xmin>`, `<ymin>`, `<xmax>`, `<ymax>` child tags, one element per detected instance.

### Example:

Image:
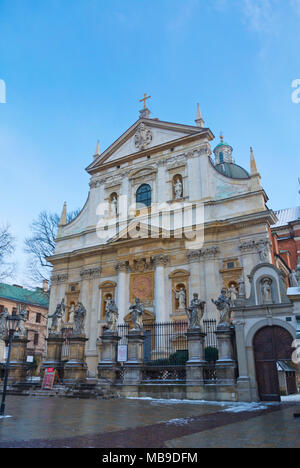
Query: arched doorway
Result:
<box><xmin>253</xmin><ymin>326</ymin><xmax>295</xmax><ymax>402</ymax></box>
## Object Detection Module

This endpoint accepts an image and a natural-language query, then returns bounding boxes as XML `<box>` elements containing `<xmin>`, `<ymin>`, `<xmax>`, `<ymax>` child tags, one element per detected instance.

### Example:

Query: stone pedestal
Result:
<box><xmin>98</xmin><ymin>332</ymin><xmax>121</xmax><ymax>384</ymax></box>
<box><xmin>41</xmin><ymin>335</ymin><xmax>65</xmax><ymax>379</ymax></box>
<box><xmin>64</xmin><ymin>335</ymin><xmax>88</xmax><ymax>382</ymax></box>
<box><xmin>215</xmin><ymin>326</ymin><xmax>237</xmax><ymax>384</ymax></box>
<box><xmin>185</xmin><ymin>329</ymin><xmax>207</xmax><ymax>384</ymax></box>
<box><xmin>8</xmin><ymin>337</ymin><xmax>29</xmax><ymax>383</ymax></box>
<box><xmin>123</xmin><ymin>330</ymin><xmax>145</xmax><ymax>385</ymax></box>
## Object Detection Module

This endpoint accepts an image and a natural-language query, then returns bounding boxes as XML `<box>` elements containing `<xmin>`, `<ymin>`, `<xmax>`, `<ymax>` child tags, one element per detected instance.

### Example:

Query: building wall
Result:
<box><xmin>0</xmin><ymin>297</ymin><xmax>48</xmax><ymax>363</ymax></box>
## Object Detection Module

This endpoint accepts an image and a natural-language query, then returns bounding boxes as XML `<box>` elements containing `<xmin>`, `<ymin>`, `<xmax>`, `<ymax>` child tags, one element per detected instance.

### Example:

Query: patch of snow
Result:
<box><xmin>125</xmin><ymin>397</ymin><xmax>228</xmax><ymax>406</ymax></box>
<box><xmin>222</xmin><ymin>403</ymin><xmax>269</xmax><ymax>413</ymax></box>
<box><xmin>281</xmin><ymin>393</ymin><xmax>300</xmax><ymax>402</ymax></box>
<box><xmin>165</xmin><ymin>417</ymin><xmax>194</xmax><ymax>426</ymax></box>
<box><xmin>0</xmin><ymin>415</ymin><xmax>12</xmax><ymax>419</ymax></box>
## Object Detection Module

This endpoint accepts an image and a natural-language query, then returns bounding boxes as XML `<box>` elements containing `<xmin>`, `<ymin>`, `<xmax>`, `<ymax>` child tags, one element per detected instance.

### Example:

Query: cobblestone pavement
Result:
<box><xmin>0</xmin><ymin>396</ymin><xmax>299</xmax><ymax>448</ymax></box>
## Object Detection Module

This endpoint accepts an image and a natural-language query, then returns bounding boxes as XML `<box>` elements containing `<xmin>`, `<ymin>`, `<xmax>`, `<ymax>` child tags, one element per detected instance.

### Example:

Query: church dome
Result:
<box><xmin>214</xmin><ymin>162</ymin><xmax>249</xmax><ymax>179</ymax></box>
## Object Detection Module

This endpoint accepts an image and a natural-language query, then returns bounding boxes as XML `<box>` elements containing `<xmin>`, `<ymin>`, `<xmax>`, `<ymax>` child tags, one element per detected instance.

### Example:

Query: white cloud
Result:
<box><xmin>290</xmin><ymin>0</ymin><xmax>300</xmax><ymax>16</ymax></box>
<box><xmin>241</xmin><ymin>0</ymin><xmax>278</xmax><ymax>33</ymax></box>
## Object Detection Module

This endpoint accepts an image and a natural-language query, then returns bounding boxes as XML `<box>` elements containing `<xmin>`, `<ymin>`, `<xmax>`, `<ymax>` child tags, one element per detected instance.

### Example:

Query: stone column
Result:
<box><xmin>154</xmin><ymin>255</ymin><xmax>169</xmax><ymax>323</ymax></box>
<box><xmin>203</xmin><ymin>247</ymin><xmax>221</xmax><ymax>319</ymax></box>
<box><xmin>98</xmin><ymin>331</ymin><xmax>121</xmax><ymax>384</ymax></box>
<box><xmin>41</xmin><ymin>335</ymin><xmax>65</xmax><ymax>379</ymax></box>
<box><xmin>116</xmin><ymin>262</ymin><xmax>129</xmax><ymax>324</ymax></box>
<box><xmin>185</xmin><ymin>329</ymin><xmax>207</xmax><ymax>384</ymax></box>
<box><xmin>64</xmin><ymin>335</ymin><xmax>89</xmax><ymax>382</ymax></box>
<box><xmin>123</xmin><ymin>330</ymin><xmax>145</xmax><ymax>385</ymax></box>
<box><xmin>215</xmin><ymin>326</ymin><xmax>237</xmax><ymax>384</ymax></box>
<box><xmin>8</xmin><ymin>337</ymin><xmax>29</xmax><ymax>383</ymax></box>
<box><xmin>234</xmin><ymin>320</ymin><xmax>252</xmax><ymax>402</ymax></box>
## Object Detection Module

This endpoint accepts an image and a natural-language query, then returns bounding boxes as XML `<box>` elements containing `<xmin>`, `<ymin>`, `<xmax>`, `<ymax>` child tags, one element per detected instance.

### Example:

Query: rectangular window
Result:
<box><xmin>36</xmin><ymin>313</ymin><xmax>41</xmax><ymax>324</ymax></box>
<box><xmin>34</xmin><ymin>333</ymin><xmax>39</xmax><ymax>346</ymax></box>
<box><xmin>0</xmin><ymin>305</ymin><xmax>4</xmax><ymax>313</ymax></box>
<box><xmin>12</xmin><ymin>307</ymin><xmax>17</xmax><ymax>316</ymax></box>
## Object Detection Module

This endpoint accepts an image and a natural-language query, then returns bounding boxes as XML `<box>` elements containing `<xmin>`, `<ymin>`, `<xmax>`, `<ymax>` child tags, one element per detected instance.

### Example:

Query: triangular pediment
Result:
<box><xmin>108</xmin><ymin>219</ymin><xmax>170</xmax><ymax>244</ymax></box>
<box><xmin>87</xmin><ymin>118</ymin><xmax>212</xmax><ymax>173</ymax></box>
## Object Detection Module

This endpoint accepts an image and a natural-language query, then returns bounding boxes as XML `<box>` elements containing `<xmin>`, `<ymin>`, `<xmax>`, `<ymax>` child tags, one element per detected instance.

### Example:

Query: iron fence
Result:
<box><xmin>117</xmin><ymin>320</ymin><xmax>217</xmax><ymax>366</ymax></box>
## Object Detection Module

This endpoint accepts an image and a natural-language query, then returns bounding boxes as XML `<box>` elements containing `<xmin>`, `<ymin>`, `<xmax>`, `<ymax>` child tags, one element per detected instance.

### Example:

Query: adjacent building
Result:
<box><xmin>0</xmin><ymin>281</ymin><xmax>49</xmax><ymax>366</ymax></box>
<box><xmin>271</xmin><ymin>206</ymin><xmax>300</xmax><ymax>279</ymax></box>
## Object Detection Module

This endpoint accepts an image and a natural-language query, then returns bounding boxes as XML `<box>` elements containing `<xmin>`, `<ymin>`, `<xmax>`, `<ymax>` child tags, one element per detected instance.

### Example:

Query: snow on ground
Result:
<box><xmin>125</xmin><ymin>396</ymin><xmax>276</xmax><ymax>412</ymax></box>
<box><xmin>222</xmin><ymin>403</ymin><xmax>269</xmax><ymax>413</ymax></box>
<box><xmin>281</xmin><ymin>393</ymin><xmax>300</xmax><ymax>402</ymax></box>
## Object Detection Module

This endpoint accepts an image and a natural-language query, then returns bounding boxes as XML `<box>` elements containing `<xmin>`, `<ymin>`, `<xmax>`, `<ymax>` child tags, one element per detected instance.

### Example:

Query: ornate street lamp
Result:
<box><xmin>0</xmin><ymin>314</ymin><xmax>21</xmax><ymax>417</ymax></box>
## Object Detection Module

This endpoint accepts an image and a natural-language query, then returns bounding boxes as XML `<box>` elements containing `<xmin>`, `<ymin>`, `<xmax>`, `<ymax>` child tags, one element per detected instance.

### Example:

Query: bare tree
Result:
<box><xmin>25</xmin><ymin>209</ymin><xmax>80</xmax><ymax>283</ymax></box>
<box><xmin>0</xmin><ymin>224</ymin><xmax>15</xmax><ymax>281</ymax></box>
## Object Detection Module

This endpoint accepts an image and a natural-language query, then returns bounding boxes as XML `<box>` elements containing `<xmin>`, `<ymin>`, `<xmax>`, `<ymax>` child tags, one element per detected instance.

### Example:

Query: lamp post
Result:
<box><xmin>0</xmin><ymin>315</ymin><xmax>20</xmax><ymax>417</ymax></box>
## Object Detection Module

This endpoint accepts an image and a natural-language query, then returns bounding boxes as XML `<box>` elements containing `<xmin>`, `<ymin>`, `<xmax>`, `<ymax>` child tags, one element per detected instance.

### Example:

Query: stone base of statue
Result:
<box><xmin>8</xmin><ymin>337</ymin><xmax>29</xmax><ymax>383</ymax></box>
<box><xmin>64</xmin><ymin>334</ymin><xmax>88</xmax><ymax>382</ymax></box>
<box><xmin>215</xmin><ymin>325</ymin><xmax>237</xmax><ymax>384</ymax></box>
<box><xmin>98</xmin><ymin>331</ymin><xmax>121</xmax><ymax>384</ymax></box>
<box><xmin>41</xmin><ymin>334</ymin><xmax>65</xmax><ymax>379</ymax></box>
<box><xmin>185</xmin><ymin>328</ymin><xmax>207</xmax><ymax>384</ymax></box>
<box><xmin>123</xmin><ymin>330</ymin><xmax>145</xmax><ymax>385</ymax></box>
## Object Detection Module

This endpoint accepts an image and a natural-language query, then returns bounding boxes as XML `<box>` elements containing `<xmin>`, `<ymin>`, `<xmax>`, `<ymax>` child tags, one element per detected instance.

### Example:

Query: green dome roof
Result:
<box><xmin>215</xmin><ymin>162</ymin><xmax>249</xmax><ymax>179</ymax></box>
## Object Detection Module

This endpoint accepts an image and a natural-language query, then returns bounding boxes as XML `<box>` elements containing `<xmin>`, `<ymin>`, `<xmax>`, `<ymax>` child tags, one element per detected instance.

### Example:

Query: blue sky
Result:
<box><xmin>0</xmin><ymin>0</ymin><xmax>300</xmax><ymax>285</ymax></box>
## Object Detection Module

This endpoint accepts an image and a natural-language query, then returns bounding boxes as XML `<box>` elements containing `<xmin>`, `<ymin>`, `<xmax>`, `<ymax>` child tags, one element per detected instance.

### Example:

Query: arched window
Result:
<box><xmin>136</xmin><ymin>184</ymin><xmax>152</xmax><ymax>208</ymax></box>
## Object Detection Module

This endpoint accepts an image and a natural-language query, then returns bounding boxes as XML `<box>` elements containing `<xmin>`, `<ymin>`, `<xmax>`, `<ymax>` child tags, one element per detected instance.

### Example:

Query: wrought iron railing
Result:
<box><xmin>117</xmin><ymin>320</ymin><xmax>217</xmax><ymax>366</ymax></box>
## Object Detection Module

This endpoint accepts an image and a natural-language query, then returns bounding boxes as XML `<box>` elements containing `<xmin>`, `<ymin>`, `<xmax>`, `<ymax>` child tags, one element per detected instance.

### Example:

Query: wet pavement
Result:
<box><xmin>0</xmin><ymin>396</ymin><xmax>299</xmax><ymax>448</ymax></box>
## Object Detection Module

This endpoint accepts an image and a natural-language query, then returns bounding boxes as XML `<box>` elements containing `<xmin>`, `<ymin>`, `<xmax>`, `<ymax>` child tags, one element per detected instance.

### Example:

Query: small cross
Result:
<box><xmin>139</xmin><ymin>93</ymin><xmax>151</xmax><ymax>109</ymax></box>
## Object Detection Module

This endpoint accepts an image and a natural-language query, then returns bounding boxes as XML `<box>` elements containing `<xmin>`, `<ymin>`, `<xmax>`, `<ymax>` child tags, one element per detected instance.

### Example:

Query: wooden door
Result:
<box><xmin>253</xmin><ymin>326</ymin><xmax>294</xmax><ymax>402</ymax></box>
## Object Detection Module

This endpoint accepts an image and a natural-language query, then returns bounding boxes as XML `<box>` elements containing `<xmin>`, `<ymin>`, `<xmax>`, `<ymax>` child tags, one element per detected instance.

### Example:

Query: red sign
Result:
<box><xmin>42</xmin><ymin>369</ymin><xmax>56</xmax><ymax>390</ymax></box>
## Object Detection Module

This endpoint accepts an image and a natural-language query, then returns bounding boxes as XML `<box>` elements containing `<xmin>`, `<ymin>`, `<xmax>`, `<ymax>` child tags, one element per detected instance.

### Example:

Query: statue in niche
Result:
<box><xmin>111</xmin><ymin>194</ymin><xmax>118</xmax><ymax>216</ymax></box>
<box><xmin>0</xmin><ymin>307</ymin><xmax>9</xmax><ymax>340</ymax></box>
<box><xmin>238</xmin><ymin>277</ymin><xmax>246</xmax><ymax>297</ymax></box>
<box><xmin>174</xmin><ymin>177</ymin><xmax>183</xmax><ymax>200</ymax></box>
<box><xmin>261</xmin><ymin>278</ymin><xmax>273</xmax><ymax>304</ymax></box>
<box><xmin>49</xmin><ymin>299</ymin><xmax>66</xmax><ymax>335</ymax></box>
<box><xmin>212</xmin><ymin>289</ymin><xmax>232</xmax><ymax>328</ymax></box>
<box><xmin>186</xmin><ymin>293</ymin><xmax>206</xmax><ymax>329</ymax></box>
<box><xmin>173</xmin><ymin>286</ymin><xmax>186</xmax><ymax>312</ymax></box>
<box><xmin>105</xmin><ymin>298</ymin><xmax>119</xmax><ymax>332</ymax></box>
<box><xmin>228</xmin><ymin>284</ymin><xmax>238</xmax><ymax>304</ymax></box>
<box><xmin>68</xmin><ymin>304</ymin><xmax>75</xmax><ymax>324</ymax></box>
<box><xmin>129</xmin><ymin>298</ymin><xmax>144</xmax><ymax>330</ymax></box>
<box><xmin>16</xmin><ymin>305</ymin><xmax>29</xmax><ymax>337</ymax></box>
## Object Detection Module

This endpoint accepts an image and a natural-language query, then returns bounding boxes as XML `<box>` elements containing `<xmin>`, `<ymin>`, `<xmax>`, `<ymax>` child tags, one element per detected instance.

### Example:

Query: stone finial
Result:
<box><xmin>59</xmin><ymin>202</ymin><xmax>67</xmax><ymax>227</ymax></box>
<box><xmin>250</xmin><ymin>147</ymin><xmax>259</xmax><ymax>175</ymax></box>
<box><xmin>195</xmin><ymin>103</ymin><xmax>205</xmax><ymax>128</ymax></box>
<box><xmin>94</xmin><ymin>140</ymin><xmax>101</xmax><ymax>159</ymax></box>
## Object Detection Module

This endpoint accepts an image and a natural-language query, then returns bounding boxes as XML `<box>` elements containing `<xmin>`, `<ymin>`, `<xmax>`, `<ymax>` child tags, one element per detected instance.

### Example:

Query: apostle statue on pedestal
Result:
<box><xmin>105</xmin><ymin>298</ymin><xmax>119</xmax><ymax>332</ymax></box>
<box><xmin>186</xmin><ymin>293</ymin><xmax>206</xmax><ymax>329</ymax></box>
<box><xmin>212</xmin><ymin>289</ymin><xmax>232</xmax><ymax>328</ymax></box>
<box><xmin>129</xmin><ymin>298</ymin><xmax>144</xmax><ymax>331</ymax></box>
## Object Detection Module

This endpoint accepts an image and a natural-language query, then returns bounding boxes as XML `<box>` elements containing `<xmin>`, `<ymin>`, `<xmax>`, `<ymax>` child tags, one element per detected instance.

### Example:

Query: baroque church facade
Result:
<box><xmin>48</xmin><ymin>102</ymin><xmax>276</xmax><ymax>375</ymax></box>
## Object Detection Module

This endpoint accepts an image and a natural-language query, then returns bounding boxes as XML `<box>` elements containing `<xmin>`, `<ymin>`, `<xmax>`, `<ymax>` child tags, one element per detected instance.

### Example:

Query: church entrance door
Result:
<box><xmin>253</xmin><ymin>326</ymin><xmax>295</xmax><ymax>402</ymax></box>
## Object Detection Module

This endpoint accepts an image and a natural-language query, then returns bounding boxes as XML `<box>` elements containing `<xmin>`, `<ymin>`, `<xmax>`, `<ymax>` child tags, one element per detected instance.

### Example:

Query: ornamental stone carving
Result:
<box><xmin>186</xmin><ymin>250</ymin><xmax>202</xmax><ymax>263</ymax></box>
<box><xmin>255</xmin><ymin>240</ymin><xmax>271</xmax><ymax>263</ymax></box>
<box><xmin>115</xmin><ymin>261</ymin><xmax>130</xmax><ymax>272</ymax></box>
<box><xmin>131</xmin><ymin>258</ymin><xmax>153</xmax><ymax>273</ymax></box>
<box><xmin>201</xmin><ymin>246</ymin><xmax>220</xmax><ymax>258</ymax></box>
<box><xmin>134</xmin><ymin>123</ymin><xmax>153</xmax><ymax>150</ymax></box>
<box><xmin>80</xmin><ymin>267</ymin><xmax>102</xmax><ymax>280</ymax></box>
<box><xmin>152</xmin><ymin>254</ymin><xmax>169</xmax><ymax>267</ymax></box>
<box><xmin>239</xmin><ymin>241</ymin><xmax>255</xmax><ymax>253</ymax></box>
<box><xmin>51</xmin><ymin>273</ymin><xmax>68</xmax><ymax>284</ymax></box>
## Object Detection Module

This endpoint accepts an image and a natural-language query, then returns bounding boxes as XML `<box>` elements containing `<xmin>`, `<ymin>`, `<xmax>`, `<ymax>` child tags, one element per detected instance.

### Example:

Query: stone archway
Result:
<box><xmin>253</xmin><ymin>326</ymin><xmax>295</xmax><ymax>402</ymax></box>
